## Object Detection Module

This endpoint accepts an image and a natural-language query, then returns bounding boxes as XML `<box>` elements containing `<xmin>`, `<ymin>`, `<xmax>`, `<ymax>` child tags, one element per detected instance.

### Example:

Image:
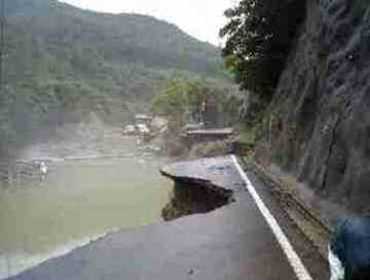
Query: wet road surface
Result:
<box><xmin>9</xmin><ymin>156</ymin><xmax>326</xmax><ymax>280</ymax></box>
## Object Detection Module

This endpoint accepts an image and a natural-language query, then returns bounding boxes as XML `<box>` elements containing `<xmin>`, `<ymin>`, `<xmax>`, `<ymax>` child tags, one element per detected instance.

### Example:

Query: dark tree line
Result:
<box><xmin>220</xmin><ymin>0</ymin><xmax>307</xmax><ymax>101</ymax></box>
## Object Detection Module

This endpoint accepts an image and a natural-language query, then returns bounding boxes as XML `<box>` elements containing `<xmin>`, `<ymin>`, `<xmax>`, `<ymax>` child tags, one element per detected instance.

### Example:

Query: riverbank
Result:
<box><xmin>9</xmin><ymin>156</ymin><xmax>328</xmax><ymax>280</ymax></box>
<box><xmin>0</xmin><ymin>119</ymin><xmax>173</xmax><ymax>279</ymax></box>
<box><xmin>0</xmin><ymin>112</ymin><xmax>330</xmax><ymax>280</ymax></box>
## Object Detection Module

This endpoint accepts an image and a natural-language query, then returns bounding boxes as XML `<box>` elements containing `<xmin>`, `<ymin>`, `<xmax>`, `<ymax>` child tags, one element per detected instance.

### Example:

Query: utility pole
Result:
<box><xmin>0</xmin><ymin>0</ymin><xmax>4</xmax><ymax>94</ymax></box>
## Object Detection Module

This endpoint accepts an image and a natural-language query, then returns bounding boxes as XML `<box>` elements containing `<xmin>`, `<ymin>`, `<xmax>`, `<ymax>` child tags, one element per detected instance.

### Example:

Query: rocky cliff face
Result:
<box><xmin>262</xmin><ymin>0</ymin><xmax>370</xmax><ymax>212</ymax></box>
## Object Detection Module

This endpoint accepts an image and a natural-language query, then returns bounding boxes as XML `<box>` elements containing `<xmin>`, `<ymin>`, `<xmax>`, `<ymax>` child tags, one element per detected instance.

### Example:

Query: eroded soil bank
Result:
<box><xmin>161</xmin><ymin>179</ymin><xmax>234</xmax><ymax>221</ymax></box>
<box><xmin>160</xmin><ymin>156</ymin><xmax>240</xmax><ymax>221</ymax></box>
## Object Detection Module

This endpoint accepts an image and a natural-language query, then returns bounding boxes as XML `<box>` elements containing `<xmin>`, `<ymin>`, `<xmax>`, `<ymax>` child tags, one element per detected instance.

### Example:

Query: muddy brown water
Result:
<box><xmin>0</xmin><ymin>140</ymin><xmax>173</xmax><ymax>279</ymax></box>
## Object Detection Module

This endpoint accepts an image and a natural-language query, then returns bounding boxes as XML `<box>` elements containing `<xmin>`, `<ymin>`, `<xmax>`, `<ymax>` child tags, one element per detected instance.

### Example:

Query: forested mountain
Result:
<box><xmin>6</xmin><ymin>0</ymin><xmax>222</xmax><ymax>74</ymax></box>
<box><xmin>0</xmin><ymin>0</ymin><xmax>227</xmax><ymax>155</ymax></box>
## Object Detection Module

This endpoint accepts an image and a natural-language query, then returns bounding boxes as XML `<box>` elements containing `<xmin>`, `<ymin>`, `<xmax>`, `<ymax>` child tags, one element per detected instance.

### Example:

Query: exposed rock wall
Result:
<box><xmin>262</xmin><ymin>0</ymin><xmax>370</xmax><ymax>212</ymax></box>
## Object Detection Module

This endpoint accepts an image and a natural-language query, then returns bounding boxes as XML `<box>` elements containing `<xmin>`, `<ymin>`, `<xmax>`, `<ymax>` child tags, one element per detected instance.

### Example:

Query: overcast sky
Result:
<box><xmin>59</xmin><ymin>0</ymin><xmax>238</xmax><ymax>46</ymax></box>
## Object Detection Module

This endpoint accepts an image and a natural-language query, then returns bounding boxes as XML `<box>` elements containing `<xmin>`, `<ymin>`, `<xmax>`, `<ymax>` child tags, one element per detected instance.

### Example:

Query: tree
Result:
<box><xmin>152</xmin><ymin>78</ymin><xmax>206</xmax><ymax>126</ymax></box>
<box><xmin>220</xmin><ymin>0</ymin><xmax>306</xmax><ymax>100</ymax></box>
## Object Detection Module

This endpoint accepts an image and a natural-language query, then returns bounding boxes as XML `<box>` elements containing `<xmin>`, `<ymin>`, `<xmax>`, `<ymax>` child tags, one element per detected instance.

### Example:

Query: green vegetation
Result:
<box><xmin>220</xmin><ymin>0</ymin><xmax>306</xmax><ymax>100</ymax></box>
<box><xmin>219</xmin><ymin>0</ymin><xmax>307</xmax><ymax>149</ymax></box>
<box><xmin>0</xmin><ymin>0</ymin><xmax>229</xmax><ymax>158</ymax></box>
<box><xmin>152</xmin><ymin>77</ymin><xmax>242</xmax><ymax>129</ymax></box>
<box><xmin>151</xmin><ymin>76</ymin><xmax>244</xmax><ymax>158</ymax></box>
<box><xmin>152</xmin><ymin>78</ymin><xmax>206</xmax><ymax>126</ymax></box>
<box><xmin>239</xmin><ymin>126</ymin><xmax>256</xmax><ymax>146</ymax></box>
<box><xmin>352</xmin><ymin>0</ymin><xmax>370</xmax><ymax>23</ymax></box>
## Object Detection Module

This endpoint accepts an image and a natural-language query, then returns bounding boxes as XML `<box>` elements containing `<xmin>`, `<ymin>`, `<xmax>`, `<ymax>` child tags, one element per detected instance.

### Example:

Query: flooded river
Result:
<box><xmin>0</xmin><ymin>137</ymin><xmax>173</xmax><ymax>279</ymax></box>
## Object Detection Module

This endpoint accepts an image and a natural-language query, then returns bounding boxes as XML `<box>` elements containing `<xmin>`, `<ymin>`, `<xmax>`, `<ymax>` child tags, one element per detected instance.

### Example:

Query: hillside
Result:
<box><xmin>253</xmin><ymin>0</ymin><xmax>370</xmax><ymax>215</ymax></box>
<box><xmin>0</xmin><ymin>0</ymin><xmax>227</xmax><ymax>156</ymax></box>
<box><xmin>6</xmin><ymin>0</ymin><xmax>222</xmax><ymax>74</ymax></box>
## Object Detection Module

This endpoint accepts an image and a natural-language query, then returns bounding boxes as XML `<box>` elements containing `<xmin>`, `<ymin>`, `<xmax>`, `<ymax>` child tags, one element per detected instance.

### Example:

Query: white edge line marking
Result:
<box><xmin>231</xmin><ymin>155</ymin><xmax>313</xmax><ymax>280</ymax></box>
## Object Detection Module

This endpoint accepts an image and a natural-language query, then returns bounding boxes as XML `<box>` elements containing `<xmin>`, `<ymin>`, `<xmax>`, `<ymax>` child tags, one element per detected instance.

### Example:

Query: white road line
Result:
<box><xmin>231</xmin><ymin>155</ymin><xmax>313</xmax><ymax>280</ymax></box>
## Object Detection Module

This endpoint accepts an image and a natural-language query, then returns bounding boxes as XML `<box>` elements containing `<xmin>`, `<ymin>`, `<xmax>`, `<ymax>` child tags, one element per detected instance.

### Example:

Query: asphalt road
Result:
<box><xmin>9</xmin><ymin>156</ymin><xmax>327</xmax><ymax>280</ymax></box>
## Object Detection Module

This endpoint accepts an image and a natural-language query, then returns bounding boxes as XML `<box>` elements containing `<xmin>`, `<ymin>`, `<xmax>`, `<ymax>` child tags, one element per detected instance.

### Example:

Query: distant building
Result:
<box><xmin>183</xmin><ymin>122</ymin><xmax>204</xmax><ymax>132</ymax></box>
<box><xmin>182</xmin><ymin>128</ymin><xmax>234</xmax><ymax>146</ymax></box>
<box><xmin>123</xmin><ymin>125</ymin><xmax>136</xmax><ymax>135</ymax></box>
<box><xmin>135</xmin><ymin>114</ymin><xmax>152</xmax><ymax>125</ymax></box>
<box><xmin>136</xmin><ymin>124</ymin><xmax>150</xmax><ymax>134</ymax></box>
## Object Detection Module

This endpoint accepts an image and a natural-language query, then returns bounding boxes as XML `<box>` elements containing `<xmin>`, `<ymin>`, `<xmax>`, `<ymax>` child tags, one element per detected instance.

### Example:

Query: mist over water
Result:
<box><xmin>0</xmin><ymin>137</ymin><xmax>173</xmax><ymax>279</ymax></box>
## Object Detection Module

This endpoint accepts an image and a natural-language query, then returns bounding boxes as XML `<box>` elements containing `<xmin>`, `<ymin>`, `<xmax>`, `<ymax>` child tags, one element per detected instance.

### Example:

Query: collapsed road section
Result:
<box><xmin>10</xmin><ymin>156</ymin><xmax>327</xmax><ymax>280</ymax></box>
